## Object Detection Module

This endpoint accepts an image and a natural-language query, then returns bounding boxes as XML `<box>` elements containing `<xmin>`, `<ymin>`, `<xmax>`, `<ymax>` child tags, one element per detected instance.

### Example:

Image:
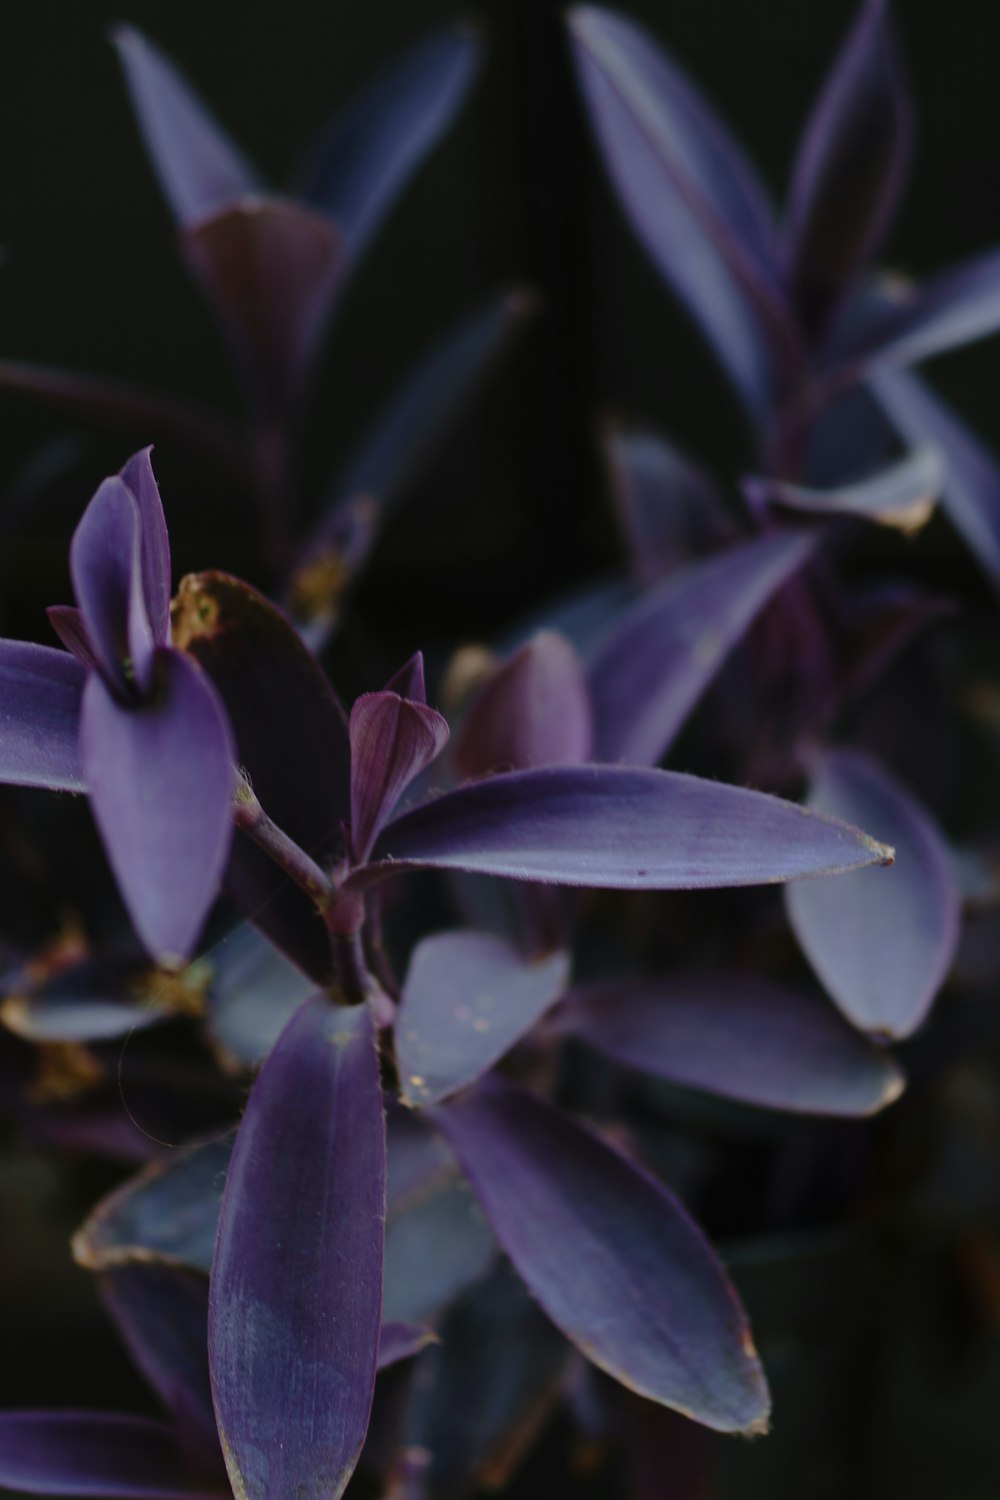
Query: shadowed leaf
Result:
<box><xmin>0</xmin><ymin>1411</ymin><xmax>223</xmax><ymax>1498</ymax></box>
<box><xmin>0</xmin><ymin>641</ymin><xmax>85</xmax><ymax>792</ymax></box>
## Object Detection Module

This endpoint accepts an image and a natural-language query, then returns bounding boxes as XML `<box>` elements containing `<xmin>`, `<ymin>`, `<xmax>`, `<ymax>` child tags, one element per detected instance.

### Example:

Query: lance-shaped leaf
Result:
<box><xmin>81</xmin><ymin>653</ymin><xmax>236</xmax><ymax>968</ymax></box>
<box><xmin>396</xmin><ymin>931</ymin><xmax>571</xmax><ymax>1105</ymax></box>
<box><xmin>602</xmin><ymin>422</ymin><xmax>735</xmax><ymax>587</ymax></box>
<box><xmin>744</xmin><ymin>445</ymin><xmax>942</xmax><ymax>534</ymax></box>
<box><xmin>431</xmin><ymin>1077</ymin><xmax>769</xmax><ymax>1431</ymax></box>
<box><xmin>112</xmin><ymin>25</ymin><xmax>261</xmax><ymax>225</ymax></box>
<box><xmin>0</xmin><ymin>641</ymin><xmax>85</xmax><ymax>791</ymax></box>
<box><xmin>47</xmin><ymin>607</ymin><xmax>100</xmax><ymax>673</ymax></box>
<box><xmin>831</xmin><ymin>243</ymin><xmax>1000</xmax><ymax>379</ymax></box>
<box><xmin>569</xmin><ymin>5</ymin><xmax>795</xmax><ymax>417</ymax></box>
<box><xmin>73</xmin><ymin>1133</ymin><xmax>233</xmax><ymax>1273</ymax></box>
<box><xmin>173</xmin><ymin>572</ymin><xmax>351</xmax><ymax>982</ymax></box>
<box><xmin>786</xmin><ymin>0</ymin><xmax>913</xmax><ymax>329</ymax></box>
<box><xmin>402</xmin><ymin>1263</ymin><xmax>570</xmax><ymax>1496</ymax></box>
<box><xmin>290</xmin><ymin>292</ymin><xmax>530</xmax><ymax>633</ymax></box>
<box><xmin>182</xmin><ymin>200</ymin><xmax>347</xmax><ymax>420</ymax></box>
<box><xmin>454</xmin><ymin>633</ymin><xmax>592</xmax><ymax>780</ymax></box>
<box><xmin>350</xmin><ymin>690</ymin><xmax>450</xmax><ymax>862</ymax></box>
<box><xmin>209</xmin><ymin>996</ymin><xmax>385</xmax><ymax>1500</ymax></box>
<box><xmin>356</xmin><ymin>764</ymin><xmax>893</xmax><ymax>891</ymax></box>
<box><xmin>873</xmin><ymin>368</ymin><xmax>1000</xmax><ymax>587</ymax></box>
<box><xmin>587</xmin><ymin>532</ymin><xmax>814</xmax><ymax>766</ymax></box>
<box><xmin>1</xmin><ymin>955</ymin><xmax>201</xmax><ymax>1044</ymax></box>
<box><xmin>70</xmin><ymin>477</ymin><xmax>154</xmax><ymax>696</ymax></box>
<box><xmin>559</xmin><ymin>974</ymin><xmax>904</xmax><ymax>1115</ymax></box>
<box><xmin>205</xmin><ymin>924</ymin><xmax>315</xmax><ymax>1070</ymax></box>
<box><xmin>785</xmin><ymin>749</ymin><xmax>959</xmax><ymax>1036</ymax></box>
<box><xmin>100</xmin><ymin>1264</ymin><xmax>222</xmax><ymax>1477</ymax></box>
<box><xmin>295</xmin><ymin>23</ymin><xmax>481</xmax><ymax>256</ymax></box>
<box><xmin>122</xmin><ymin>449</ymin><xmax>172</xmax><ymax>645</ymax></box>
<box><xmin>0</xmin><ymin>1411</ymin><xmax>223</xmax><ymax>1499</ymax></box>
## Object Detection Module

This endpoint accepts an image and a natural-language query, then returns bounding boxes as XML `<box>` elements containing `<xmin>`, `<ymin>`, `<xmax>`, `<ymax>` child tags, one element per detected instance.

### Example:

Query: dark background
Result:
<box><xmin>3</xmin><ymin>2</ymin><xmax>1000</xmax><ymax>1495</ymax></box>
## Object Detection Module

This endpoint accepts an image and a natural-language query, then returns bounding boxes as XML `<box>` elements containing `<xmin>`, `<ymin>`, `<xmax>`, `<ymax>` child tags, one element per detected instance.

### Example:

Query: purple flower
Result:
<box><xmin>0</xmin><ymin>450</ymin><xmax>235</xmax><ymax>967</ymax></box>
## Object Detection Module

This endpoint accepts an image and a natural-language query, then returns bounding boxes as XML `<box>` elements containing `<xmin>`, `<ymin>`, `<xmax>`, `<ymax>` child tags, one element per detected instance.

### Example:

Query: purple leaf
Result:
<box><xmin>173</xmin><ymin>572</ymin><xmax>350</xmax><ymax>982</ymax></box>
<box><xmin>0</xmin><ymin>640</ymin><xmax>85</xmax><ymax>791</ymax></box>
<box><xmin>588</xmin><ymin>532</ymin><xmax>814</xmax><ymax>766</ymax></box>
<box><xmin>100</xmin><ymin>1264</ymin><xmax>222</xmax><ymax>1477</ymax></box>
<box><xmin>73</xmin><ymin>1133</ymin><xmax>233</xmax><ymax>1274</ymax></box>
<box><xmin>205</xmin><ymin>924</ymin><xmax>315</xmax><ymax>1069</ymax></box>
<box><xmin>360</xmin><ymin>764</ymin><xmax>893</xmax><ymax>891</ymax></box>
<box><xmin>0</xmin><ymin>360</ymin><xmax>251</xmax><ymax>485</ymax></box>
<box><xmin>80</xmin><ymin>652</ymin><xmax>236</xmax><ymax>967</ymax></box>
<box><xmin>182</xmin><ymin>199</ymin><xmax>347</xmax><ymax>420</ymax></box>
<box><xmin>744</xmin><ymin>446</ymin><xmax>942</xmax><ymax>534</ymax></box>
<box><xmin>559</xmin><ymin>973</ymin><xmax>904</xmax><ymax>1115</ymax></box>
<box><xmin>785</xmin><ymin>749</ymin><xmax>960</xmax><ymax>1036</ymax></box>
<box><xmin>872</xmin><ymin>368</ymin><xmax>1000</xmax><ymax>587</ymax></box>
<box><xmin>569</xmin><ymin>5</ymin><xmax>796</xmax><ymax>417</ymax></box>
<box><xmin>377</xmin><ymin>1323</ymin><xmax>437</xmax><ymax>1370</ymax></box>
<box><xmin>383</xmin><ymin>1178</ymin><xmax>496</xmax><ymax>1328</ymax></box>
<box><xmin>832</xmin><ymin>244</ymin><xmax>1000</xmax><ymax>377</ymax></box>
<box><xmin>601</xmin><ymin>422</ymin><xmax>736</xmax><ymax>587</ymax></box>
<box><xmin>349</xmin><ymin>690</ymin><xmax>450</xmax><ymax>863</ymax></box>
<box><xmin>70</xmin><ymin>477</ymin><xmax>153</xmax><ymax>696</ymax></box>
<box><xmin>112</xmin><ymin>25</ymin><xmax>261</xmax><ymax>225</ymax></box>
<box><xmin>396</xmin><ymin>931</ymin><xmax>571</xmax><ymax>1105</ymax></box>
<box><xmin>47</xmin><ymin>606</ymin><xmax>100</xmax><ymax>673</ymax></box>
<box><xmin>289</xmin><ymin>291</ymin><xmax>530</xmax><ymax>636</ymax></box>
<box><xmin>121</xmin><ymin>448</ymin><xmax>172</xmax><ymax>646</ymax></box>
<box><xmin>786</xmin><ymin>0</ymin><xmax>913</xmax><ymax>329</ymax></box>
<box><xmin>209</xmin><ymin>996</ymin><xmax>385</xmax><ymax>1500</ymax></box>
<box><xmin>385</xmin><ymin>652</ymin><xmax>427</xmax><ymax>704</ymax></box>
<box><xmin>431</xmin><ymin>1077</ymin><xmax>769</xmax><ymax>1431</ymax></box>
<box><xmin>1</xmin><ymin>955</ymin><xmax>185</xmax><ymax>1044</ymax></box>
<box><xmin>454</xmin><ymin>633</ymin><xmax>593</xmax><ymax>779</ymax></box>
<box><xmin>294</xmin><ymin>24</ymin><xmax>481</xmax><ymax>254</ymax></box>
<box><xmin>0</xmin><ymin>1411</ymin><xmax>223</xmax><ymax>1498</ymax></box>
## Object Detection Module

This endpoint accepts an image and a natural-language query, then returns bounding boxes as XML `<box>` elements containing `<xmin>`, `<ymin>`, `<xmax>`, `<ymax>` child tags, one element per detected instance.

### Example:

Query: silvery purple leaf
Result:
<box><xmin>873</xmin><ymin>368</ymin><xmax>1000</xmax><ymax>587</ymax></box>
<box><xmin>744</xmin><ymin>446</ymin><xmax>942</xmax><ymax>534</ymax></box>
<box><xmin>383</xmin><ymin>1172</ymin><xmax>496</xmax><ymax>1329</ymax></box>
<box><xmin>377</xmin><ymin>1323</ymin><xmax>437</xmax><ymax>1370</ymax></box>
<box><xmin>431</xmin><ymin>1077</ymin><xmax>770</xmax><ymax>1431</ymax></box>
<box><xmin>0</xmin><ymin>640</ymin><xmax>85</xmax><ymax>791</ymax></box>
<box><xmin>209</xmin><ymin>996</ymin><xmax>385</xmax><ymax>1500</ymax></box>
<box><xmin>1</xmin><ymin>955</ymin><xmax>181</xmax><ymax>1044</ymax></box>
<box><xmin>0</xmin><ymin>361</ymin><xmax>251</xmax><ymax>486</ymax></box>
<box><xmin>454</xmin><ymin>633</ymin><xmax>592</xmax><ymax>780</ymax></box>
<box><xmin>100</xmin><ymin>1264</ymin><xmax>222</xmax><ymax>1477</ymax></box>
<box><xmin>588</xmin><ymin>532</ymin><xmax>814</xmax><ymax>766</ymax></box>
<box><xmin>0</xmin><ymin>1411</ymin><xmax>223</xmax><ymax>1498</ymax></box>
<box><xmin>785</xmin><ymin>749</ymin><xmax>960</xmax><ymax>1036</ymax></box>
<box><xmin>290</xmin><ymin>292</ymin><xmax>528</xmax><ymax>635</ymax></box>
<box><xmin>359</xmin><ymin>764</ymin><xmax>893</xmax><ymax>890</ymax></box>
<box><xmin>601</xmin><ymin>423</ymin><xmax>735</xmax><ymax>587</ymax></box>
<box><xmin>205</xmin><ymin>924</ymin><xmax>314</xmax><ymax>1069</ymax></box>
<box><xmin>182</xmin><ymin>200</ymin><xmax>347</xmax><ymax>420</ymax></box>
<box><xmin>173</xmin><ymin>572</ymin><xmax>351</xmax><ymax>982</ymax></box>
<box><xmin>569</xmin><ymin>5</ymin><xmax>796</xmax><ymax>417</ymax></box>
<box><xmin>80</xmin><ymin>652</ymin><xmax>236</xmax><ymax>967</ymax></box>
<box><xmin>70</xmin><ymin>477</ymin><xmax>154</xmax><ymax>696</ymax></box>
<box><xmin>560</xmin><ymin>974</ymin><xmax>904</xmax><ymax>1115</ymax></box>
<box><xmin>47</xmin><ymin>607</ymin><xmax>99</xmax><ymax>673</ymax></box>
<box><xmin>396</xmin><ymin>931</ymin><xmax>571</xmax><ymax>1105</ymax></box>
<box><xmin>402</xmin><ymin>1263</ymin><xmax>569</xmax><ymax>1497</ymax></box>
<box><xmin>295</xmin><ymin>23</ymin><xmax>481</xmax><ymax>256</ymax></box>
<box><xmin>112</xmin><ymin>26</ymin><xmax>261</xmax><ymax>225</ymax></box>
<box><xmin>786</xmin><ymin>0</ymin><xmax>913</xmax><ymax>330</ymax></box>
<box><xmin>73</xmin><ymin>1134</ymin><xmax>233</xmax><ymax>1274</ymax></box>
<box><xmin>350</xmin><ymin>690</ymin><xmax>450</xmax><ymax>863</ymax></box>
<box><xmin>832</xmin><ymin>244</ymin><xmax>1000</xmax><ymax>377</ymax></box>
<box><xmin>121</xmin><ymin>448</ymin><xmax>172</xmax><ymax>646</ymax></box>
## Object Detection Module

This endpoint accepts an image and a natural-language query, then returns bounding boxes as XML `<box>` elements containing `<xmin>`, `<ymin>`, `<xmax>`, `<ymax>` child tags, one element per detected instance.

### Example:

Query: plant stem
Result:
<box><xmin>232</xmin><ymin>782</ymin><xmax>337</xmax><ymax>914</ymax></box>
